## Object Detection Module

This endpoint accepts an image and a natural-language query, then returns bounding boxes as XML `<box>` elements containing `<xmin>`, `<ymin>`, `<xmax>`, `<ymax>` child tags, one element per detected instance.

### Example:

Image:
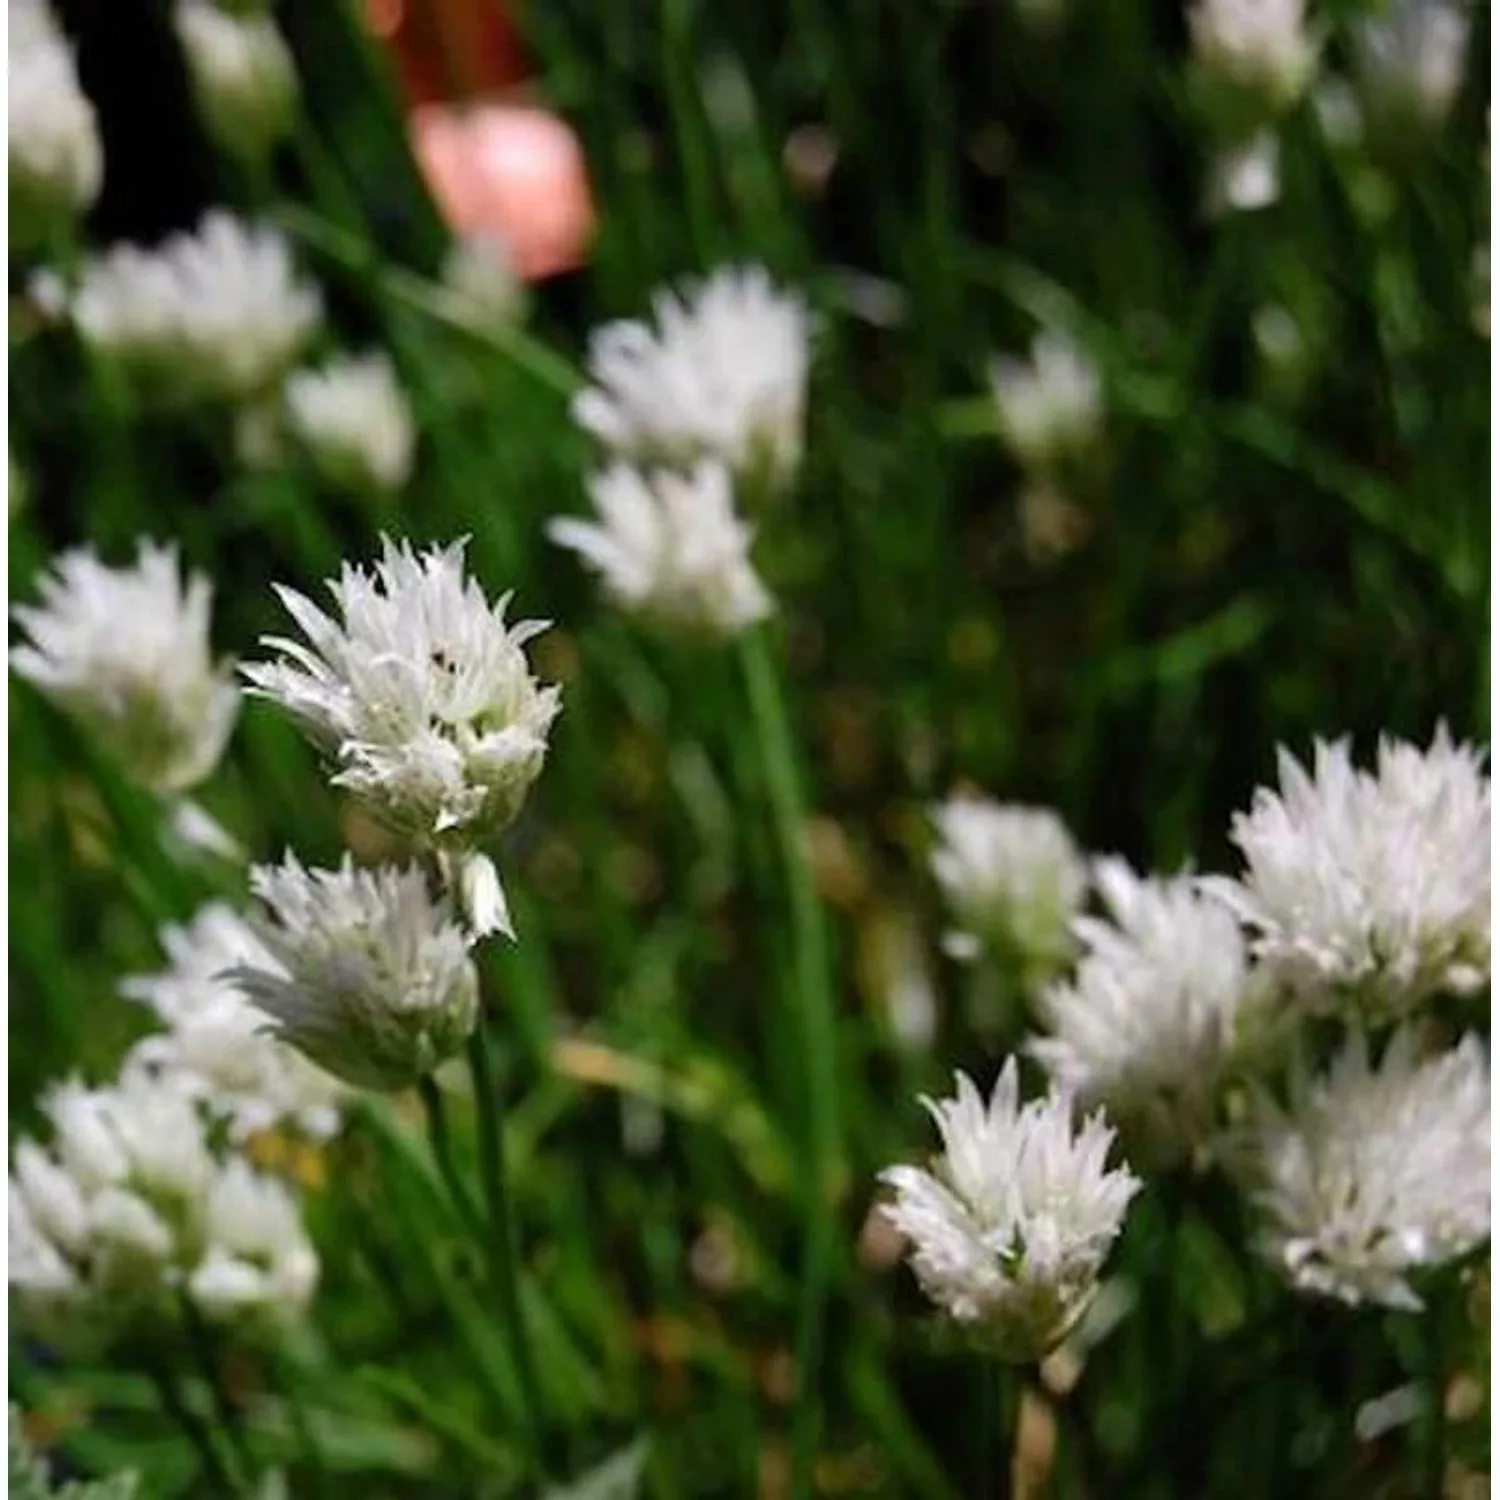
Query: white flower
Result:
<box><xmin>440</xmin><ymin>231</ymin><xmax>527</xmax><ymax>328</ymax></box>
<box><xmin>69</xmin><ymin>210</ymin><xmax>321</xmax><ymax>405</ymax></box>
<box><xmin>574</xmin><ymin>265</ymin><xmax>812</xmax><ymax>500</ymax></box>
<box><xmin>549</xmin><ymin>462</ymin><xmax>772</xmax><ymax>640</ymax></box>
<box><xmin>11</xmin><ymin>541</ymin><xmax>240</xmax><ymax>794</ymax></box>
<box><xmin>227</xmin><ymin>855</ymin><xmax>480</xmax><ymax>1091</ymax></box>
<box><xmin>1351</xmin><ymin>0</ymin><xmax>1469</xmax><ymax>136</ymax></box>
<box><xmin>1189</xmin><ymin>0</ymin><xmax>1317</xmax><ymax>119</ymax></box>
<box><xmin>880</xmin><ymin>1061</ymin><xmax>1140</xmax><ymax>1358</ymax></box>
<box><xmin>1230</xmin><ymin>1027</ymin><xmax>1489</xmax><ymax>1310</ymax></box>
<box><xmin>1030</xmin><ymin>859</ymin><xmax>1256</xmax><ymax>1169</ymax></box>
<box><xmin>188</xmin><ymin>1159</ymin><xmax>318</xmax><ymax>1325</ymax></box>
<box><xmin>282</xmin><ymin>351</ymin><xmax>417</xmax><ymax>495</ymax></box>
<box><xmin>1204</xmin><ymin>727</ymin><xmax>1490</xmax><ymax>1019</ymax></box>
<box><xmin>930</xmin><ymin>796</ymin><xmax>1088</xmax><ymax>985</ymax></box>
<box><xmin>241</xmin><ymin>536</ymin><xmax>561</xmax><ymax>851</ymax></box>
<box><xmin>9</xmin><ymin>1071</ymin><xmax>319</xmax><ymax>1343</ymax></box>
<box><xmin>8</xmin><ymin>3</ymin><xmax>102</xmax><ymax>254</ymax></box>
<box><xmin>174</xmin><ymin>0</ymin><xmax>297</xmax><ymax>164</ymax></box>
<box><xmin>989</xmin><ymin>332</ymin><xmax>1104</xmax><ymax>473</ymax></box>
<box><xmin>1206</xmin><ymin>130</ymin><xmax>1283</xmax><ymax>214</ymax></box>
<box><xmin>120</xmin><ymin>902</ymin><xmax>345</xmax><ymax>1142</ymax></box>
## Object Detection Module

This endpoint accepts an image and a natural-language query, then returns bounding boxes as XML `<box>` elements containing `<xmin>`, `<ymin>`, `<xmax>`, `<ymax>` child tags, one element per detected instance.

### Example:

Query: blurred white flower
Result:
<box><xmin>1204</xmin><ymin>727</ymin><xmax>1490</xmax><ymax>1019</ymax></box>
<box><xmin>1189</xmin><ymin>0</ymin><xmax>1317</xmax><ymax>120</ymax></box>
<box><xmin>10</xmin><ymin>1072</ymin><xmax>318</xmax><ymax>1343</ymax></box>
<box><xmin>574</xmin><ymin>265</ymin><xmax>811</xmax><ymax>500</ymax></box>
<box><xmin>989</xmin><ymin>332</ymin><xmax>1104</xmax><ymax>474</ymax></box>
<box><xmin>930</xmin><ymin>796</ymin><xmax>1088</xmax><ymax>987</ymax></box>
<box><xmin>69</xmin><ymin>211</ymin><xmax>321</xmax><ymax>405</ymax></box>
<box><xmin>549</xmin><ymin>462</ymin><xmax>772</xmax><ymax>641</ymax></box>
<box><xmin>283</xmin><ymin>352</ymin><xmax>417</xmax><ymax>495</ymax></box>
<box><xmin>121</xmin><ymin>902</ymin><xmax>345</xmax><ymax>1142</ymax></box>
<box><xmin>880</xmin><ymin>1061</ymin><xmax>1140</xmax><ymax>1359</ymax></box>
<box><xmin>1231</xmin><ymin>1027</ymin><xmax>1489</xmax><ymax>1310</ymax></box>
<box><xmin>1351</xmin><ymin>0</ymin><xmax>1469</xmax><ymax>135</ymax></box>
<box><xmin>187</xmin><ymin>1158</ymin><xmax>319</xmax><ymax>1325</ymax></box>
<box><xmin>227</xmin><ymin>855</ymin><xmax>480</xmax><ymax>1091</ymax></box>
<box><xmin>440</xmin><ymin>231</ymin><xmax>527</xmax><ymax>328</ymax></box>
<box><xmin>8</xmin><ymin>2</ymin><xmax>102</xmax><ymax>254</ymax></box>
<box><xmin>1206</xmin><ymin>130</ymin><xmax>1282</xmax><ymax>214</ymax></box>
<box><xmin>174</xmin><ymin>0</ymin><xmax>297</xmax><ymax>164</ymax></box>
<box><xmin>1030</xmin><ymin>859</ymin><xmax>1255</xmax><ymax>1169</ymax></box>
<box><xmin>242</xmin><ymin>537</ymin><xmax>561</xmax><ymax>858</ymax></box>
<box><xmin>11</xmin><ymin>541</ymin><xmax>240</xmax><ymax>794</ymax></box>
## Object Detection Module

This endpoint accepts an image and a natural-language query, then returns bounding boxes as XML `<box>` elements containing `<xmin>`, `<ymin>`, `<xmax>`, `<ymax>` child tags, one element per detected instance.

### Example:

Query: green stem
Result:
<box><xmin>180</xmin><ymin>1294</ymin><xmax>254</xmax><ymax>1486</ymax></box>
<box><xmin>417</xmin><ymin>1072</ymin><xmax>483</xmax><ymax>1236</ymax></box>
<box><xmin>147</xmin><ymin>1362</ymin><xmax>242</xmax><ymax>1497</ymax></box>
<box><xmin>466</xmin><ymin>1022</ymin><xmax>548</xmax><ymax>1478</ymax></box>
<box><xmin>738</xmin><ymin>626</ymin><xmax>842</xmax><ymax>1498</ymax></box>
<box><xmin>1417</xmin><ymin>1298</ymin><xmax>1447</xmax><ymax>1498</ymax></box>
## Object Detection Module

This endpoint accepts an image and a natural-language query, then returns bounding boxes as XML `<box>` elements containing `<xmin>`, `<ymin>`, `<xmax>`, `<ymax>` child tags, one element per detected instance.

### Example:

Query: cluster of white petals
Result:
<box><xmin>283</xmin><ymin>351</ymin><xmax>417</xmax><ymax>495</ymax></box>
<box><xmin>880</xmin><ymin>1062</ymin><xmax>1140</xmax><ymax>1358</ymax></box>
<box><xmin>549</xmin><ymin>462</ymin><xmax>772</xmax><ymax>640</ymax></box>
<box><xmin>241</xmin><ymin>536</ymin><xmax>561</xmax><ymax>853</ymax></box>
<box><xmin>930</xmin><ymin>796</ymin><xmax>1088</xmax><ymax>985</ymax></box>
<box><xmin>574</xmin><ymin>265</ymin><xmax>811</xmax><ymax>499</ymax></box>
<box><xmin>1205</xmin><ymin>728</ymin><xmax>1490</xmax><ymax>1020</ymax></box>
<box><xmin>1188</xmin><ymin>0</ymin><xmax>1317</xmax><ymax>117</ymax></box>
<box><xmin>989</xmin><ymin>332</ymin><xmax>1104</xmax><ymax>474</ymax></box>
<box><xmin>440</xmin><ymin>231</ymin><xmax>527</xmax><ymax>329</ymax></box>
<box><xmin>9</xmin><ymin>1071</ymin><xmax>317</xmax><ymax>1344</ymax></box>
<box><xmin>1351</xmin><ymin>0</ymin><xmax>1469</xmax><ymax>135</ymax></box>
<box><xmin>227</xmin><ymin>855</ymin><xmax>480</xmax><ymax>1092</ymax></box>
<box><xmin>11</xmin><ymin>541</ymin><xmax>239</xmax><ymax>794</ymax></box>
<box><xmin>173</xmin><ymin>0</ymin><xmax>298</xmax><ymax>164</ymax></box>
<box><xmin>69</xmin><ymin>211</ymin><xmax>321</xmax><ymax>405</ymax></box>
<box><xmin>1031</xmin><ymin>859</ymin><xmax>1256</xmax><ymax>1169</ymax></box>
<box><xmin>1231</xmin><ymin>1027</ymin><xmax>1490</xmax><ymax>1310</ymax></box>
<box><xmin>8</xmin><ymin>0</ymin><xmax>103</xmax><ymax>254</ymax></box>
<box><xmin>120</xmin><ymin>903</ymin><xmax>344</xmax><ymax>1142</ymax></box>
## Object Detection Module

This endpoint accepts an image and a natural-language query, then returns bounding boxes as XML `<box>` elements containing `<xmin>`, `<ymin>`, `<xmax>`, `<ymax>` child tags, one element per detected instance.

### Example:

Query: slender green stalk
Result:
<box><xmin>1416</xmin><ymin>1297</ymin><xmax>1446</xmax><ymax>1499</ymax></box>
<box><xmin>417</xmin><ymin>1072</ymin><xmax>483</xmax><ymax>1236</ymax></box>
<box><xmin>179</xmin><ymin>1293</ymin><xmax>254</xmax><ymax>1485</ymax></box>
<box><xmin>466</xmin><ymin>1020</ymin><xmax>548</xmax><ymax>1478</ymax></box>
<box><xmin>148</xmin><ymin>1362</ymin><xmax>243</xmax><ymax>1497</ymax></box>
<box><xmin>738</xmin><ymin>626</ymin><xmax>842</xmax><ymax>1498</ymax></box>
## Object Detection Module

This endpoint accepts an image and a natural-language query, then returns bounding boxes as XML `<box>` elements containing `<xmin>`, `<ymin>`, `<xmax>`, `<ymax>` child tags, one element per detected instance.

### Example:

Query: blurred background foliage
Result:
<box><xmin>8</xmin><ymin>0</ymin><xmax>1491</xmax><ymax>1495</ymax></box>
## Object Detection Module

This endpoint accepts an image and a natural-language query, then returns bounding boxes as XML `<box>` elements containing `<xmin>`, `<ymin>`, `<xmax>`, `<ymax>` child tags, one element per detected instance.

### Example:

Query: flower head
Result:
<box><xmin>173</xmin><ymin>0</ymin><xmax>298</xmax><ymax>164</ymax></box>
<box><xmin>930</xmin><ymin>796</ymin><xmax>1088</xmax><ymax>986</ymax></box>
<box><xmin>241</xmin><ymin>536</ymin><xmax>561</xmax><ymax>851</ymax></box>
<box><xmin>990</xmin><ymin>332</ymin><xmax>1104</xmax><ymax>475</ymax></box>
<box><xmin>282</xmin><ymin>351</ymin><xmax>417</xmax><ymax>495</ymax></box>
<box><xmin>1189</xmin><ymin>0</ymin><xmax>1317</xmax><ymax>122</ymax></box>
<box><xmin>11</xmin><ymin>541</ymin><xmax>239</xmax><ymax>794</ymax></box>
<box><xmin>574</xmin><ymin>265</ymin><xmax>811</xmax><ymax>500</ymax></box>
<box><xmin>69</xmin><ymin>211</ymin><xmax>321</xmax><ymax>406</ymax></box>
<box><xmin>8</xmin><ymin>1071</ymin><xmax>318</xmax><ymax>1346</ymax></box>
<box><xmin>549</xmin><ymin>462</ymin><xmax>772</xmax><ymax>641</ymax></box>
<box><xmin>120</xmin><ymin>903</ymin><xmax>345</xmax><ymax>1142</ymax></box>
<box><xmin>1204</xmin><ymin>727</ymin><xmax>1490</xmax><ymax>1020</ymax></box>
<box><xmin>8</xmin><ymin>2</ymin><xmax>102</xmax><ymax>255</ymax></box>
<box><xmin>1229</xmin><ymin>1027</ymin><xmax>1489</xmax><ymax>1310</ymax></box>
<box><xmin>880</xmin><ymin>1061</ymin><xmax>1140</xmax><ymax>1358</ymax></box>
<box><xmin>440</xmin><ymin>231</ymin><xmax>528</xmax><ymax>328</ymax></box>
<box><xmin>227</xmin><ymin>855</ymin><xmax>480</xmax><ymax>1091</ymax></box>
<box><xmin>1351</xmin><ymin>0</ymin><xmax>1470</xmax><ymax>138</ymax></box>
<box><xmin>1030</xmin><ymin>859</ymin><xmax>1256</xmax><ymax>1169</ymax></box>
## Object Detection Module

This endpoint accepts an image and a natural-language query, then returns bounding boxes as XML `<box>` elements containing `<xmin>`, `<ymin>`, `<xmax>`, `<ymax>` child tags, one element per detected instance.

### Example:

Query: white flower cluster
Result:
<box><xmin>1031</xmin><ymin>859</ymin><xmax>1256</xmax><ymax>1169</ymax></box>
<box><xmin>227</xmin><ymin>856</ymin><xmax>479</xmax><ymax>1092</ymax></box>
<box><xmin>282</xmin><ymin>351</ymin><xmax>417</xmax><ymax>496</ymax></box>
<box><xmin>173</xmin><ymin>0</ymin><xmax>298</xmax><ymax>165</ymax></box>
<box><xmin>1231</xmin><ymin>1027</ymin><xmax>1489</xmax><ymax>1310</ymax></box>
<box><xmin>990</xmin><ymin>332</ymin><xmax>1104</xmax><ymax>476</ymax></box>
<box><xmin>574</xmin><ymin>265</ymin><xmax>812</xmax><ymax>500</ymax></box>
<box><xmin>8</xmin><ymin>0</ymin><xmax>103</xmax><ymax>255</ymax></box>
<box><xmin>440</xmin><ymin>231</ymin><xmax>527</xmax><ymax>330</ymax></box>
<box><xmin>880</xmin><ymin>1061</ymin><xmax>1140</xmax><ymax>1359</ymax></box>
<box><xmin>121</xmin><ymin>903</ymin><xmax>345</xmax><ymax>1141</ymax></box>
<box><xmin>11</xmin><ymin>541</ymin><xmax>240</xmax><ymax>795</ymax></box>
<box><xmin>9</xmin><ymin>1071</ymin><xmax>318</xmax><ymax>1346</ymax></box>
<box><xmin>242</xmin><ymin>536</ymin><xmax>561</xmax><ymax>861</ymax></box>
<box><xmin>1205</xmin><ymin>727</ymin><xmax>1490</xmax><ymax>1021</ymax></box>
<box><xmin>929</xmin><ymin>795</ymin><xmax>1088</xmax><ymax>984</ymax></box>
<box><xmin>549</xmin><ymin>462</ymin><xmax>772</xmax><ymax>641</ymax></box>
<box><xmin>1351</xmin><ymin>0</ymin><xmax>1470</xmax><ymax>139</ymax></box>
<box><xmin>67</xmin><ymin>210</ymin><xmax>321</xmax><ymax>406</ymax></box>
